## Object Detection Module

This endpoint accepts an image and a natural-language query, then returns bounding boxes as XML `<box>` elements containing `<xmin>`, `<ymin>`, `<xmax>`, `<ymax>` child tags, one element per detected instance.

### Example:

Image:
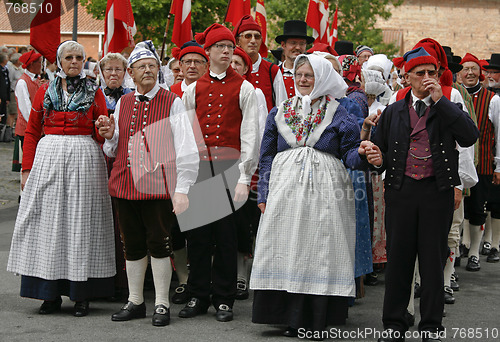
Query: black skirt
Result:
<box><xmin>20</xmin><ymin>275</ymin><xmax>114</xmax><ymax>302</ymax></box>
<box><xmin>252</xmin><ymin>290</ymin><xmax>349</xmax><ymax>331</ymax></box>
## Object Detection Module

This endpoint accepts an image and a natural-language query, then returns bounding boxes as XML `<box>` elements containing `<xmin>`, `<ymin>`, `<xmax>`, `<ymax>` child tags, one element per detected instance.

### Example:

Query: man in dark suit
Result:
<box><xmin>0</xmin><ymin>53</ymin><xmax>11</xmax><ymax>125</ymax></box>
<box><xmin>359</xmin><ymin>47</ymin><xmax>479</xmax><ymax>342</ymax></box>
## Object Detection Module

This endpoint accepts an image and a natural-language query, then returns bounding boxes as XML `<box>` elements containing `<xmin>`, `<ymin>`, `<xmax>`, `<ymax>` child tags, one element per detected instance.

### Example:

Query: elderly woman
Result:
<box><xmin>7</xmin><ymin>41</ymin><xmax>115</xmax><ymax>317</ymax></box>
<box><xmin>250</xmin><ymin>54</ymin><xmax>367</xmax><ymax>337</ymax></box>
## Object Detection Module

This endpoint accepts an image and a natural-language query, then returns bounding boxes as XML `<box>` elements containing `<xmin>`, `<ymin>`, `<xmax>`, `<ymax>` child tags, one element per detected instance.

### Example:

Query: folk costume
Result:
<box><xmin>7</xmin><ymin>41</ymin><xmax>115</xmax><ymax>305</ymax></box>
<box><xmin>180</xmin><ymin>24</ymin><xmax>259</xmax><ymax>317</ymax></box>
<box><xmin>372</xmin><ymin>48</ymin><xmax>479</xmax><ymax>336</ymax></box>
<box><xmin>251</xmin><ymin>54</ymin><xmax>366</xmax><ymax>332</ymax></box>
<box><xmin>104</xmin><ymin>41</ymin><xmax>199</xmax><ymax>324</ymax></box>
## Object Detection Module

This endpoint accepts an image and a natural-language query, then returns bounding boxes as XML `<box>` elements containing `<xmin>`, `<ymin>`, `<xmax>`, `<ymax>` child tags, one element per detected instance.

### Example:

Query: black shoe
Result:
<box><xmin>172</xmin><ymin>284</ymin><xmax>189</xmax><ymax>304</ymax></box>
<box><xmin>444</xmin><ymin>286</ymin><xmax>455</xmax><ymax>304</ymax></box>
<box><xmin>460</xmin><ymin>244</ymin><xmax>469</xmax><ymax>258</ymax></box>
<box><xmin>111</xmin><ymin>301</ymin><xmax>146</xmax><ymax>321</ymax></box>
<box><xmin>178</xmin><ymin>298</ymin><xmax>208</xmax><ymax>318</ymax></box>
<box><xmin>466</xmin><ymin>255</ymin><xmax>480</xmax><ymax>271</ymax></box>
<box><xmin>414</xmin><ymin>282</ymin><xmax>421</xmax><ymax>298</ymax></box>
<box><xmin>487</xmin><ymin>247</ymin><xmax>500</xmax><ymax>263</ymax></box>
<box><xmin>283</xmin><ymin>326</ymin><xmax>298</xmax><ymax>337</ymax></box>
<box><xmin>215</xmin><ymin>304</ymin><xmax>233</xmax><ymax>322</ymax></box>
<box><xmin>152</xmin><ymin>304</ymin><xmax>170</xmax><ymax>326</ymax></box>
<box><xmin>454</xmin><ymin>255</ymin><xmax>461</xmax><ymax>267</ymax></box>
<box><xmin>481</xmin><ymin>242</ymin><xmax>492</xmax><ymax>255</ymax></box>
<box><xmin>235</xmin><ymin>280</ymin><xmax>249</xmax><ymax>300</ymax></box>
<box><xmin>450</xmin><ymin>273</ymin><xmax>459</xmax><ymax>291</ymax></box>
<box><xmin>377</xmin><ymin>328</ymin><xmax>405</xmax><ymax>342</ymax></box>
<box><xmin>422</xmin><ymin>331</ymin><xmax>442</xmax><ymax>341</ymax></box>
<box><xmin>73</xmin><ymin>300</ymin><xmax>89</xmax><ymax>317</ymax></box>
<box><xmin>39</xmin><ymin>297</ymin><xmax>62</xmax><ymax>315</ymax></box>
<box><xmin>405</xmin><ymin>310</ymin><xmax>415</xmax><ymax>327</ymax></box>
<box><xmin>364</xmin><ymin>272</ymin><xmax>379</xmax><ymax>286</ymax></box>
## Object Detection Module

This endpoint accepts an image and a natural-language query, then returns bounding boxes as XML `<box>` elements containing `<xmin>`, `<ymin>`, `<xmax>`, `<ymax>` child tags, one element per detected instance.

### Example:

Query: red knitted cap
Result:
<box><xmin>233</xmin><ymin>15</ymin><xmax>261</xmax><ymax>37</ymax></box>
<box><xmin>413</xmin><ymin>38</ymin><xmax>448</xmax><ymax>69</ymax></box>
<box><xmin>195</xmin><ymin>23</ymin><xmax>236</xmax><ymax>49</ymax></box>
<box><xmin>233</xmin><ymin>47</ymin><xmax>253</xmax><ymax>79</ymax></box>
<box><xmin>19</xmin><ymin>50</ymin><xmax>42</xmax><ymax>69</ymax></box>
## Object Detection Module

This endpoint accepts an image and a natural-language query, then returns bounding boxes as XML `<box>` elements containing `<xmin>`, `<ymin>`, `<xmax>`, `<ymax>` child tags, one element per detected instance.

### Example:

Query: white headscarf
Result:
<box><xmin>56</xmin><ymin>40</ymin><xmax>86</xmax><ymax>79</ymax></box>
<box><xmin>363</xmin><ymin>54</ymin><xmax>393</xmax><ymax>81</ymax></box>
<box><xmin>362</xmin><ymin>69</ymin><xmax>387</xmax><ymax>96</ymax></box>
<box><xmin>293</xmin><ymin>54</ymin><xmax>348</xmax><ymax>114</ymax></box>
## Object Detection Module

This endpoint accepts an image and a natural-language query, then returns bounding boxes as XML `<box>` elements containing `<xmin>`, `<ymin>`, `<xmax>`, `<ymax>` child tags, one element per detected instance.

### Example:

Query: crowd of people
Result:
<box><xmin>3</xmin><ymin>16</ymin><xmax>500</xmax><ymax>342</ymax></box>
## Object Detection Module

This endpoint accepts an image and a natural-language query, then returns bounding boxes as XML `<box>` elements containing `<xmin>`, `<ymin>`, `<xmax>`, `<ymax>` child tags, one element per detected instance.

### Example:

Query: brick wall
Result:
<box><xmin>376</xmin><ymin>0</ymin><xmax>500</xmax><ymax>59</ymax></box>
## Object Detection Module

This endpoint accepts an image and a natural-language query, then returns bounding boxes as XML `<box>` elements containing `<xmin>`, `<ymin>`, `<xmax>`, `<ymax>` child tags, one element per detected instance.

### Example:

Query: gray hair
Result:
<box><xmin>57</xmin><ymin>41</ymin><xmax>85</xmax><ymax>61</ymax></box>
<box><xmin>0</xmin><ymin>54</ymin><xmax>8</xmax><ymax>64</ymax></box>
<box><xmin>99</xmin><ymin>53</ymin><xmax>127</xmax><ymax>72</ymax></box>
<box><xmin>294</xmin><ymin>55</ymin><xmax>312</xmax><ymax>73</ymax></box>
<box><xmin>10</xmin><ymin>53</ymin><xmax>21</xmax><ymax>64</ymax></box>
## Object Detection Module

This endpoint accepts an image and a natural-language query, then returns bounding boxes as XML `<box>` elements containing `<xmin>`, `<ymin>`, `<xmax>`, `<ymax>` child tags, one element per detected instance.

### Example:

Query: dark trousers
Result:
<box><xmin>382</xmin><ymin>176</ymin><xmax>453</xmax><ymax>333</ymax></box>
<box><xmin>112</xmin><ymin>197</ymin><xmax>174</xmax><ymax>260</ymax></box>
<box><xmin>464</xmin><ymin>174</ymin><xmax>500</xmax><ymax>225</ymax></box>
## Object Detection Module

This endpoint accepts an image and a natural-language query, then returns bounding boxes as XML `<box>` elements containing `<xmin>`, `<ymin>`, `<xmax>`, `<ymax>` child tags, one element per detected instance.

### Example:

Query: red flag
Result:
<box><xmin>329</xmin><ymin>5</ymin><xmax>338</xmax><ymax>46</ymax></box>
<box><xmin>30</xmin><ymin>0</ymin><xmax>61</xmax><ymax>64</ymax></box>
<box><xmin>103</xmin><ymin>0</ymin><xmax>136</xmax><ymax>54</ymax></box>
<box><xmin>225</xmin><ymin>0</ymin><xmax>251</xmax><ymax>27</ymax></box>
<box><xmin>306</xmin><ymin>0</ymin><xmax>329</xmax><ymax>45</ymax></box>
<box><xmin>254</xmin><ymin>0</ymin><xmax>268</xmax><ymax>57</ymax></box>
<box><xmin>170</xmin><ymin>0</ymin><xmax>193</xmax><ymax>48</ymax></box>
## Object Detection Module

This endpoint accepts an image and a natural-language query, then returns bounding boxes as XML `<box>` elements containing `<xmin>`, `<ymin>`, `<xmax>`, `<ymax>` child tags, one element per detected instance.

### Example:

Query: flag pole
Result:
<box><xmin>160</xmin><ymin>1</ymin><xmax>175</xmax><ymax>65</ymax></box>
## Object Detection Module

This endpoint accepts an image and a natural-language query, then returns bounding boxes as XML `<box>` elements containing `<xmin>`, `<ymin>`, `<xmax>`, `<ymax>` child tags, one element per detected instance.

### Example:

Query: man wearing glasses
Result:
<box><xmin>485</xmin><ymin>53</ymin><xmax>500</xmax><ymax>95</ymax></box>
<box><xmin>180</xmin><ymin>23</ymin><xmax>259</xmax><ymax>322</ymax></box>
<box><xmin>459</xmin><ymin>53</ymin><xmax>500</xmax><ymax>270</ymax></box>
<box><xmin>97</xmin><ymin>40</ymin><xmax>199</xmax><ymax>327</ymax></box>
<box><xmin>275</xmin><ymin>20</ymin><xmax>314</xmax><ymax>98</ymax></box>
<box><xmin>170</xmin><ymin>41</ymin><xmax>208</xmax><ymax>98</ymax></box>
<box><xmin>233</xmin><ymin>15</ymin><xmax>286</xmax><ymax>111</ymax></box>
<box><xmin>361</xmin><ymin>47</ymin><xmax>478</xmax><ymax>342</ymax></box>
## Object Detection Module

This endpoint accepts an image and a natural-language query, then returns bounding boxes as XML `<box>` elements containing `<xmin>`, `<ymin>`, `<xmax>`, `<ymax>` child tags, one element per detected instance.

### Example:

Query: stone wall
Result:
<box><xmin>376</xmin><ymin>0</ymin><xmax>500</xmax><ymax>59</ymax></box>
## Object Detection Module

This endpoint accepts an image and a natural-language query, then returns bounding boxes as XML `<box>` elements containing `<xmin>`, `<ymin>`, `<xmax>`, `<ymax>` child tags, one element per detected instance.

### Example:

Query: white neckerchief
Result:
<box><xmin>134</xmin><ymin>83</ymin><xmax>160</xmax><ymax>100</ymax></box>
<box><xmin>209</xmin><ymin>70</ymin><xmax>227</xmax><ymax>80</ymax></box>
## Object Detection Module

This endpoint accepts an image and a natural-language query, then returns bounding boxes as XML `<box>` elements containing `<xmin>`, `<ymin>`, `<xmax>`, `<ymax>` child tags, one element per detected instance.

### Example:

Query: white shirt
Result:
<box><xmin>182</xmin><ymin>69</ymin><xmax>259</xmax><ymax>185</ymax></box>
<box><xmin>252</xmin><ymin>55</ymin><xmax>287</xmax><ymax>107</ymax></box>
<box><xmin>489</xmin><ymin>94</ymin><xmax>500</xmax><ymax>173</ymax></box>
<box><xmin>103</xmin><ymin>83</ymin><xmax>200</xmax><ymax>194</ymax></box>
<box><xmin>14</xmin><ymin>70</ymin><xmax>38</xmax><ymax>121</ymax></box>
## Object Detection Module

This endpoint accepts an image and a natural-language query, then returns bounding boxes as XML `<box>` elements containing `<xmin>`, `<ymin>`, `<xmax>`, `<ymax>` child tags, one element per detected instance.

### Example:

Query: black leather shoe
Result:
<box><xmin>235</xmin><ymin>280</ymin><xmax>249</xmax><ymax>300</ymax></box>
<box><xmin>73</xmin><ymin>300</ymin><xmax>89</xmax><ymax>317</ymax></box>
<box><xmin>466</xmin><ymin>255</ymin><xmax>480</xmax><ymax>271</ymax></box>
<box><xmin>422</xmin><ymin>331</ymin><xmax>442</xmax><ymax>341</ymax></box>
<box><xmin>172</xmin><ymin>284</ymin><xmax>190</xmax><ymax>304</ymax></box>
<box><xmin>283</xmin><ymin>326</ymin><xmax>298</xmax><ymax>337</ymax></box>
<box><xmin>377</xmin><ymin>329</ymin><xmax>405</xmax><ymax>342</ymax></box>
<box><xmin>450</xmin><ymin>273</ymin><xmax>459</xmax><ymax>291</ymax></box>
<box><xmin>487</xmin><ymin>247</ymin><xmax>500</xmax><ymax>263</ymax></box>
<box><xmin>481</xmin><ymin>242</ymin><xmax>492</xmax><ymax>255</ymax></box>
<box><xmin>215</xmin><ymin>304</ymin><xmax>233</xmax><ymax>322</ymax></box>
<box><xmin>152</xmin><ymin>304</ymin><xmax>170</xmax><ymax>326</ymax></box>
<box><xmin>364</xmin><ymin>272</ymin><xmax>379</xmax><ymax>286</ymax></box>
<box><xmin>39</xmin><ymin>297</ymin><xmax>62</xmax><ymax>315</ymax></box>
<box><xmin>454</xmin><ymin>255</ymin><xmax>461</xmax><ymax>267</ymax></box>
<box><xmin>405</xmin><ymin>310</ymin><xmax>415</xmax><ymax>327</ymax></box>
<box><xmin>111</xmin><ymin>301</ymin><xmax>146</xmax><ymax>321</ymax></box>
<box><xmin>178</xmin><ymin>298</ymin><xmax>208</xmax><ymax>318</ymax></box>
<box><xmin>444</xmin><ymin>286</ymin><xmax>455</xmax><ymax>304</ymax></box>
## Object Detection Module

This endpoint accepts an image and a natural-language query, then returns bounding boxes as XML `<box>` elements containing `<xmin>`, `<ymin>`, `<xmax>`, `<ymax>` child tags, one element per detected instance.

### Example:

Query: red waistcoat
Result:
<box><xmin>108</xmin><ymin>89</ymin><xmax>178</xmax><ymax>200</ymax></box>
<box><xmin>195</xmin><ymin>67</ymin><xmax>244</xmax><ymax>161</ymax></box>
<box><xmin>280</xmin><ymin>65</ymin><xmax>295</xmax><ymax>99</ymax></box>
<box><xmin>251</xmin><ymin>59</ymin><xmax>279</xmax><ymax>110</ymax></box>
<box><xmin>170</xmin><ymin>82</ymin><xmax>183</xmax><ymax>98</ymax></box>
<box><xmin>15</xmin><ymin>73</ymin><xmax>41</xmax><ymax>136</ymax></box>
<box><xmin>472</xmin><ymin>87</ymin><xmax>496</xmax><ymax>175</ymax></box>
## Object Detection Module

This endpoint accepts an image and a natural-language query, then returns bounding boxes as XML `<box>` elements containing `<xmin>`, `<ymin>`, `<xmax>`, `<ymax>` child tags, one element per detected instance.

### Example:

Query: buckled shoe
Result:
<box><xmin>178</xmin><ymin>298</ymin><xmax>208</xmax><ymax>318</ymax></box>
<box><xmin>215</xmin><ymin>304</ymin><xmax>233</xmax><ymax>322</ymax></box>
<box><xmin>152</xmin><ymin>304</ymin><xmax>170</xmax><ymax>326</ymax></box>
<box><xmin>111</xmin><ymin>301</ymin><xmax>146</xmax><ymax>321</ymax></box>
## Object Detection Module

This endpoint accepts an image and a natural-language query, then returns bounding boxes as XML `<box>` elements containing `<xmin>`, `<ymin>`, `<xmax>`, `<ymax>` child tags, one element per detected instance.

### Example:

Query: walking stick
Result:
<box><xmin>160</xmin><ymin>2</ymin><xmax>175</xmax><ymax>64</ymax></box>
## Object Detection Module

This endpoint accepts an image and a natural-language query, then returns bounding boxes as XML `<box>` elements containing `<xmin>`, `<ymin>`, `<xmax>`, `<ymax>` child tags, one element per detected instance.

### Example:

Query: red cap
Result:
<box><xmin>233</xmin><ymin>47</ymin><xmax>253</xmax><ymax>79</ymax></box>
<box><xmin>460</xmin><ymin>52</ymin><xmax>481</xmax><ymax>67</ymax></box>
<box><xmin>307</xmin><ymin>43</ymin><xmax>338</xmax><ymax>56</ymax></box>
<box><xmin>19</xmin><ymin>50</ymin><xmax>42</xmax><ymax>69</ymax></box>
<box><xmin>413</xmin><ymin>38</ymin><xmax>448</xmax><ymax>69</ymax></box>
<box><xmin>392</xmin><ymin>56</ymin><xmax>405</xmax><ymax>69</ymax></box>
<box><xmin>171</xmin><ymin>41</ymin><xmax>209</xmax><ymax>62</ymax></box>
<box><xmin>195</xmin><ymin>23</ymin><xmax>236</xmax><ymax>49</ymax></box>
<box><xmin>403</xmin><ymin>47</ymin><xmax>438</xmax><ymax>73</ymax></box>
<box><xmin>233</xmin><ymin>15</ymin><xmax>261</xmax><ymax>37</ymax></box>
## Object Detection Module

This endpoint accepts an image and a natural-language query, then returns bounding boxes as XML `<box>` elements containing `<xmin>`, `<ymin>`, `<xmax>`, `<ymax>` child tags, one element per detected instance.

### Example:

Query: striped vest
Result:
<box><xmin>108</xmin><ymin>88</ymin><xmax>178</xmax><ymax>200</ymax></box>
<box><xmin>15</xmin><ymin>73</ymin><xmax>40</xmax><ymax>136</ymax></box>
<box><xmin>472</xmin><ymin>87</ymin><xmax>495</xmax><ymax>175</ymax></box>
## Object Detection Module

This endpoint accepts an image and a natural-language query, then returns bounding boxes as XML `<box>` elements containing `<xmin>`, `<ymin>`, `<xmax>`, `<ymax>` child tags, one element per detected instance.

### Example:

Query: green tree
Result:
<box><xmin>266</xmin><ymin>0</ymin><xmax>403</xmax><ymax>56</ymax></box>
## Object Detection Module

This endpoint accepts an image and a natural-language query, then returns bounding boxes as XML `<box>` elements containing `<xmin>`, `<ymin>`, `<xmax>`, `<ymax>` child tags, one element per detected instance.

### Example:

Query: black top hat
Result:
<box><xmin>446</xmin><ymin>53</ymin><xmax>462</xmax><ymax>74</ymax></box>
<box><xmin>271</xmin><ymin>47</ymin><xmax>283</xmax><ymax>62</ymax></box>
<box><xmin>484</xmin><ymin>53</ymin><xmax>500</xmax><ymax>70</ymax></box>
<box><xmin>442</xmin><ymin>46</ymin><xmax>453</xmax><ymax>56</ymax></box>
<box><xmin>275</xmin><ymin>20</ymin><xmax>314</xmax><ymax>44</ymax></box>
<box><xmin>334</xmin><ymin>40</ymin><xmax>354</xmax><ymax>56</ymax></box>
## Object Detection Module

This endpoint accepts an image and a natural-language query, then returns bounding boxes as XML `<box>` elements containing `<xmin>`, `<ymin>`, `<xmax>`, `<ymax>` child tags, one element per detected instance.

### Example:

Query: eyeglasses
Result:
<box><xmin>239</xmin><ymin>33</ymin><xmax>262</xmax><ymax>40</ymax></box>
<box><xmin>213</xmin><ymin>43</ymin><xmax>236</xmax><ymax>51</ymax></box>
<box><xmin>130</xmin><ymin>64</ymin><xmax>158</xmax><ymax>72</ymax></box>
<box><xmin>286</xmin><ymin>40</ymin><xmax>307</xmax><ymax>47</ymax></box>
<box><xmin>410</xmin><ymin>69</ymin><xmax>438</xmax><ymax>77</ymax></box>
<box><xmin>64</xmin><ymin>55</ymin><xmax>83</xmax><ymax>61</ymax></box>
<box><xmin>485</xmin><ymin>70</ymin><xmax>500</xmax><ymax>75</ymax></box>
<box><xmin>462</xmin><ymin>66</ymin><xmax>479</xmax><ymax>73</ymax></box>
<box><xmin>180</xmin><ymin>59</ymin><xmax>206</xmax><ymax>66</ymax></box>
<box><xmin>295</xmin><ymin>73</ymin><xmax>315</xmax><ymax>80</ymax></box>
<box><xmin>103</xmin><ymin>68</ymin><xmax>125</xmax><ymax>74</ymax></box>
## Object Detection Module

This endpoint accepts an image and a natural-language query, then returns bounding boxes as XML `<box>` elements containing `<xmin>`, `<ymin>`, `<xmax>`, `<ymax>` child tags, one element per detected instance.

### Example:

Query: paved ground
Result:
<box><xmin>0</xmin><ymin>141</ymin><xmax>499</xmax><ymax>341</ymax></box>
